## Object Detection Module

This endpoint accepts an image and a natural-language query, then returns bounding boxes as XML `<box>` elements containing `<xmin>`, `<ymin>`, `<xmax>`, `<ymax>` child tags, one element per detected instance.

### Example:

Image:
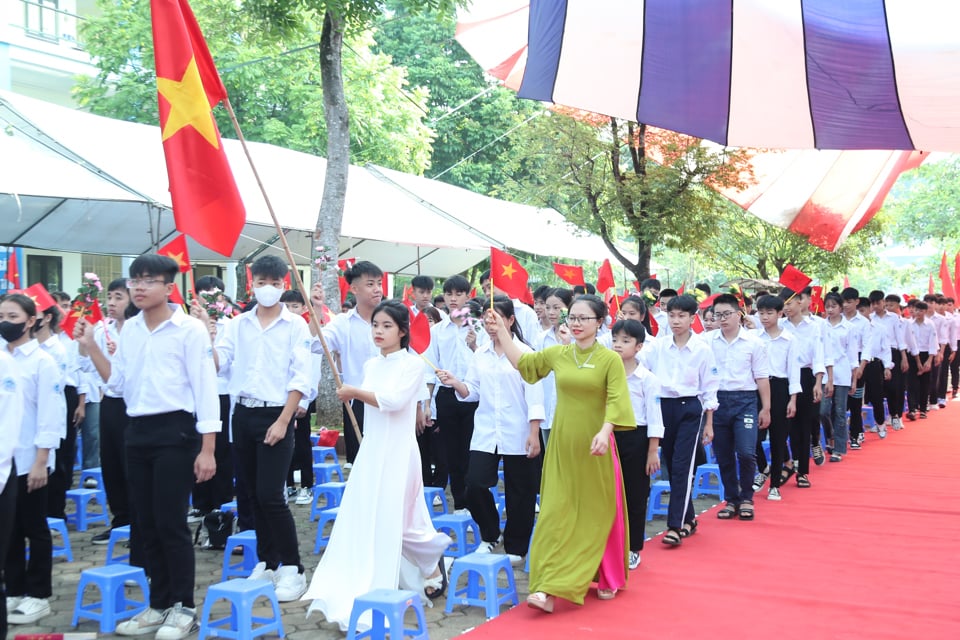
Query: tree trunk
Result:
<box><xmin>314</xmin><ymin>9</ymin><xmax>349</xmax><ymax>430</ymax></box>
<box><xmin>631</xmin><ymin>241</ymin><xmax>653</xmax><ymax>284</ymax></box>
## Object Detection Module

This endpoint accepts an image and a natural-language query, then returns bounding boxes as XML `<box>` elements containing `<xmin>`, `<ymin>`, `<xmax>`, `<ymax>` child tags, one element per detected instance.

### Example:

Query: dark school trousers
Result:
<box><xmin>435</xmin><ymin>387</ymin><xmax>478</xmax><ymax>510</ymax></box>
<box><xmin>47</xmin><ymin>384</ymin><xmax>79</xmax><ymax>521</ymax></box>
<box><xmin>951</xmin><ymin>345</ymin><xmax>960</xmax><ymax>393</ymax></box>
<box><xmin>928</xmin><ymin>348</ymin><xmax>944</xmax><ymax>405</ymax></box>
<box><xmin>864</xmin><ymin>359</ymin><xmax>887</xmax><ymax>424</ymax></box>
<box><xmin>6</xmin><ymin>468</ymin><xmax>53</xmax><ymax>600</ymax></box>
<box><xmin>848</xmin><ymin>358</ymin><xmax>866</xmax><ymax>443</ymax></box>
<box><xmin>660</xmin><ymin>397</ymin><xmax>701</xmax><ymax>530</ymax></box>
<box><xmin>233</xmin><ymin>404</ymin><xmax>301</xmax><ymax>572</ymax></box>
<box><xmin>713</xmin><ymin>390</ymin><xmax>759</xmax><ymax>505</ymax></box>
<box><xmin>0</xmin><ymin>461</ymin><xmax>17</xmax><ymax>639</ymax></box>
<box><xmin>342</xmin><ymin>399</ymin><xmax>365</xmax><ymax>464</ymax></box>
<box><xmin>465</xmin><ymin>449</ymin><xmax>539</xmax><ymax>556</ymax></box>
<box><xmin>908</xmin><ymin>353</ymin><xmax>931</xmax><ymax>413</ymax></box>
<box><xmin>418</xmin><ymin>420</ymin><xmax>448</xmax><ymax>489</ymax></box>
<box><xmin>287</xmin><ymin>403</ymin><xmax>314</xmax><ymax>489</ymax></box>
<box><xmin>614</xmin><ymin>426</ymin><xmax>652</xmax><ymax>552</ymax></box>
<box><xmin>885</xmin><ymin>349</ymin><xmax>906</xmax><ymax>418</ymax></box>
<box><xmin>100</xmin><ymin>396</ymin><xmax>144</xmax><ymax>567</ymax></box>
<box><xmin>791</xmin><ymin>368</ymin><xmax>816</xmax><ymax>477</ymax></box>
<box><xmin>937</xmin><ymin>344</ymin><xmax>953</xmax><ymax>401</ymax></box>
<box><xmin>193</xmin><ymin>395</ymin><xmax>235</xmax><ymax>513</ymax></box>
<box><xmin>765</xmin><ymin>378</ymin><xmax>792</xmax><ymax>488</ymax></box>
<box><xmin>126</xmin><ymin>411</ymin><xmax>200</xmax><ymax>609</ymax></box>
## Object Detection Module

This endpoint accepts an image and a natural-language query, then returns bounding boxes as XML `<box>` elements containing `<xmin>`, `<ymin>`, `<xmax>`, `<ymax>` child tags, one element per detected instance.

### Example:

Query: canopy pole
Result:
<box><xmin>222</xmin><ymin>98</ymin><xmax>362</xmax><ymax>445</ymax></box>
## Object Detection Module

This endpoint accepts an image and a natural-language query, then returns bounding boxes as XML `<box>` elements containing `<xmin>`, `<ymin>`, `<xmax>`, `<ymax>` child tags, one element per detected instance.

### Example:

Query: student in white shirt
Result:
<box><xmin>922</xmin><ymin>293</ymin><xmax>948</xmax><ymax>410</ymax></box>
<box><xmin>210</xmin><ymin>255</ymin><xmax>312</xmax><ymax>603</ymax></box>
<box><xmin>709</xmin><ymin>295</ymin><xmax>770</xmax><ymax>521</ymax></box>
<box><xmin>318</xmin><ymin>261</ymin><xmax>383</xmax><ymax>467</ymax></box>
<box><xmin>822</xmin><ymin>292</ymin><xmax>858</xmax><ymax>460</ymax></box>
<box><xmin>879</xmin><ymin>293</ymin><xmax>912</xmax><ymax>430</ymax></box>
<box><xmin>610</xmin><ymin>318</ymin><xmax>663</xmax><ymax>568</ymax></box>
<box><xmin>0</xmin><ymin>348</ymin><xmax>24</xmax><ymax>639</ymax></box>
<box><xmin>439</xmin><ymin>296</ymin><xmax>544</xmax><ymax>563</ymax></box>
<box><xmin>906</xmin><ymin>301</ymin><xmax>938</xmax><ymax>419</ymax></box>
<box><xmin>840</xmin><ymin>288</ymin><xmax>871</xmax><ymax>449</ymax></box>
<box><xmin>533</xmin><ymin>284</ymin><xmax>553</xmax><ymax>333</ymax></box>
<box><xmin>932</xmin><ymin>295</ymin><xmax>956</xmax><ymax>407</ymax></box>
<box><xmin>410</xmin><ymin>275</ymin><xmax>436</xmax><ymax>317</ymax></box>
<box><xmin>535</xmin><ymin>287</ymin><xmax>574</xmax><ymax>448</ymax></box>
<box><xmin>2</xmin><ymin>293</ymin><xmax>63</xmax><ymax>626</ymax></box>
<box><xmin>79</xmin><ymin>255</ymin><xmax>220</xmax><ymax>639</ymax></box>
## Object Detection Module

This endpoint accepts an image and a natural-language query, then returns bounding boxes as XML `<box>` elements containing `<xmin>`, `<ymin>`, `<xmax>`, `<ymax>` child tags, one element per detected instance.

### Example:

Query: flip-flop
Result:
<box><xmin>424</xmin><ymin>559</ymin><xmax>447</xmax><ymax>600</ymax></box>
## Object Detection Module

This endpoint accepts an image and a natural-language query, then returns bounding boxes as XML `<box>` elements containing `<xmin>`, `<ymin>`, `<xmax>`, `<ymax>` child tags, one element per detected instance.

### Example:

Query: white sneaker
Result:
<box><xmin>892</xmin><ymin>417</ymin><xmax>903</xmax><ymax>431</ymax></box>
<box><xmin>476</xmin><ymin>541</ymin><xmax>496</xmax><ymax>554</ymax></box>
<box><xmin>116</xmin><ymin>606</ymin><xmax>167</xmax><ymax>636</ymax></box>
<box><xmin>433</xmin><ymin>494</ymin><xmax>443</xmax><ymax>507</ymax></box>
<box><xmin>768</xmin><ymin>487</ymin><xmax>782</xmax><ymax>501</ymax></box>
<box><xmin>248</xmin><ymin>561</ymin><xmax>274</xmax><ymax>582</ymax></box>
<box><xmin>7</xmin><ymin>597</ymin><xmax>50</xmax><ymax>624</ymax></box>
<box><xmin>155</xmin><ymin>603</ymin><xmax>197</xmax><ymax>640</ymax></box>
<box><xmin>343</xmin><ymin>462</ymin><xmax>353</xmax><ymax>470</ymax></box>
<box><xmin>453</xmin><ymin>508</ymin><xmax>471</xmax><ymax>516</ymax></box>
<box><xmin>274</xmin><ymin>566</ymin><xmax>307</xmax><ymax>602</ymax></box>
<box><xmin>295</xmin><ymin>487</ymin><xmax>313</xmax><ymax>505</ymax></box>
<box><xmin>628</xmin><ymin>551</ymin><xmax>641</xmax><ymax>570</ymax></box>
<box><xmin>878</xmin><ymin>427</ymin><xmax>887</xmax><ymax>439</ymax></box>
<box><xmin>83</xmin><ymin>477</ymin><xmax>99</xmax><ymax>489</ymax></box>
<box><xmin>6</xmin><ymin>596</ymin><xmax>23</xmax><ymax>614</ymax></box>
<box><xmin>506</xmin><ymin>553</ymin><xmax>524</xmax><ymax>566</ymax></box>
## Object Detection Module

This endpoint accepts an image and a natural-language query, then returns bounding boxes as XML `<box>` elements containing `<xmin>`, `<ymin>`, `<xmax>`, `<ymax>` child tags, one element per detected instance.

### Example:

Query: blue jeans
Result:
<box><xmin>80</xmin><ymin>400</ymin><xmax>101</xmax><ymax>469</ymax></box>
<box><xmin>713</xmin><ymin>391</ymin><xmax>758</xmax><ymax>504</ymax></box>
<box><xmin>820</xmin><ymin>386</ymin><xmax>849</xmax><ymax>455</ymax></box>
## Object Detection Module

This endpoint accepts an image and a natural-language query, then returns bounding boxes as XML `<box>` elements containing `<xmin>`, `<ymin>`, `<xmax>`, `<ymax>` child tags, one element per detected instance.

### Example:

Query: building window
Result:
<box><xmin>27</xmin><ymin>254</ymin><xmax>62</xmax><ymax>292</ymax></box>
<box><xmin>23</xmin><ymin>0</ymin><xmax>61</xmax><ymax>42</ymax></box>
<box><xmin>81</xmin><ymin>254</ymin><xmax>123</xmax><ymax>297</ymax></box>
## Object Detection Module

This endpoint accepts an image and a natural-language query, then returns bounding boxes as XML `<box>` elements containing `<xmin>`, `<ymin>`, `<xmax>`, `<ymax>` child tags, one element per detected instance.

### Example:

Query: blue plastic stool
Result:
<box><xmin>220</xmin><ymin>500</ymin><xmax>238</xmax><ymax>515</ymax></box>
<box><xmin>487</xmin><ymin>488</ymin><xmax>507</xmax><ymax>525</ymax></box>
<box><xmin>862</xmin><ymin>405</ymin><xmax>876</xmax><ymax>428</ymax></box>
<box><xmin>198</xmin><ymin>578</ymin><xmax>285</xmax><ymax>640</ymax></box>
<box><xmin>106</xmin><ymin>525</ymin><xmax>131</xmax><ymax>565</ymax></box>
<box><xmin>71</xmin><ymin>564</ymin><xmax>149</xmax><ymax>633</ymax></box>
<box><xmin>762</xmin><ymin>439</ymin><xmax>771</xmax><ymax>462</ymax></box>
<box><xmin>221</xmin><ymin>530</ymin><xmax>259</xmax><ymax>580</ymax></box>
<box><xmin>313</xmin><ymin>462</ymin><xmax>345</xmax><ymax>484</ymax></box>
<box><xmin>444</xmin><ymin>552</ymin><xmax>519</xmax><ymax>619</ymax></box>
<box><xmin>310</xmin><ymin>482</ymin><xmax>346</xmax><ymax>521</ymax></box>
<box><xmin>423</xmin><ymin>487</ymin><xmax>448</xmax><ymax>517</ymax></box>
<box><xmin>48</xmin><ymin>517</ymin><xmax>73</xmax><ymax>562</ymax></box>
<box><xmin>646</xmin><ymin>480</ymin><xmax>671</xmax><ymax>520</ymax></box>
<box><xmin>312</xmin><ymin>446</ymin><xmax>338</xmax><ymax>465</ymax></box>
<box><xmin>432</xmin><ymin>513</ymin><xmax>481</xmax><ymax>558</ymax></box>
<box><xmin>524</xmin><ymin>523</ymin><xmax>536</xmax><ymax>573</ymax></box>
<box><xmin>703</xmin><ymin>442</ymin><xmax>717</xmax><ymax>464</ymax></box>
<box><xmin>346</xmin><ymin>589</ymin><xmax>428</xmax><ymax>640</ymax></box>
<box><xmin>314</xmin><ymin>507</ymin><xmax>340</xmax><ymax>554</ymax></box>
<box><xmin>692</xmin><ymin>464</ymin><xmax>724</xmax><ymax>500</ymax></box>
<box><xmin>65</xmin><ymin>488</ymin><xmax>108</xmax><ymax>531</ymax></box>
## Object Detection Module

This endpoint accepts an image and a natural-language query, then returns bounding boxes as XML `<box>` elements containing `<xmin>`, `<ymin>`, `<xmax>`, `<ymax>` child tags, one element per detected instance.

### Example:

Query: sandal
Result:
<box><xmin>662</xmin><ymin>528</ymin><xmax>682</xmax><ymax>546</ymax></box>
<box><xmin>717</xmin><ymin>503</ymin><xmax>738</xmax><ymax>519</ymax></box>
<box><xmin>597</xmin><ymin>588</ymin><xmax>618</xmax><ymax>600</ymax></box>
<box><xmin>424</xmin><ymin>559</ymin><xmax>447</xmax><ymax>600</ymax></box>
<box><xmin>679</xmin><ymin>520</ymin><xmax>698</xmax><ymax>538</ymax></box>
<box><xmin>780</xmin><ymin>466</ymin><xmax>795</xmax><ymax>485</ymax></box>
<box><xmin>796</xmin><ymin>474</ymin><xmax>811</xmax><ymax>488</ymax></box>
<box><xmin>738</xmin><ymin>501</ymin><xmax>755</xmax><ymax>520</ymax></box>
<box><xmin>526</xmin><ymin>591</ymin><xmax>555</xmax><ymax>613</ymax></box>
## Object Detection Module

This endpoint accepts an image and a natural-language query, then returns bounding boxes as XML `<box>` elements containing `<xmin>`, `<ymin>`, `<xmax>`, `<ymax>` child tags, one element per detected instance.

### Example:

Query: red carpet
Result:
<box><xmin>461</xmin><ymin>407</ymin><xmax>960</xmax><ymax>639</ymax></box>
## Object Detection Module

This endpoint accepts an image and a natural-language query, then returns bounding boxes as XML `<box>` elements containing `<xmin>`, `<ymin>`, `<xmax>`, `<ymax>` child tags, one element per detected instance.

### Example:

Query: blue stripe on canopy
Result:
<box><xmin>518</xmin><ymin>0</ymin><xmax>567</xmax><ymax>102</ymax></box>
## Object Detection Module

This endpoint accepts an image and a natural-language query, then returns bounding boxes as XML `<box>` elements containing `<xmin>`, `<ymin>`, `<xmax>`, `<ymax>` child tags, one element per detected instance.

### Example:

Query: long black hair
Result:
<box><xmin>372</xmin><ymin>299</ymin><xmax>410</xmax><ymax>349</ymax></box>
<box><xmin>491</xmin><ymin>294</ymin><xmax>527</xmax><ymax>346</ymax></box>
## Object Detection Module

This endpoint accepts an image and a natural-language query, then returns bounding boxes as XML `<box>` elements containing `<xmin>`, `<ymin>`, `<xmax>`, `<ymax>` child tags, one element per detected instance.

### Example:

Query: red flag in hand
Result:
<box><xmin>490</xmin><ymin>248</ymin><xmax>528</xmax><ymax>300</ymax></box>
<box><xmin>691</xmin><ymin>314</ymin><xmax>705</xmax><ymax>334</ymax></box>
<box><xmin>14</xmin><ymin>283</ymin><xmax>57</xmax><ymax>312</ymax></box>
<box><xmin>677</xmin><ymin>282</ymin><xmax>685</xmax><ymax>295</ymax></box>
<box><xmin>401</xmin><ymin>285</ymin><xmax>414</xmax><ymax>308</ymax></box>
<box><xmin>408</xmin><ymin>308</ymin><xmax>431</xmax><ymax>354</ymax></box>
<box><xmin>596</xmin><ymin>259</ymin><xmax>615</xmax><ymax>293</ymax></box>
<box><xmin>151</xmin><ymin>0</ymin><xmax>245</xmax><ymax>256</ymax></box>
<box><xmin>778</xmin><ymin>264</ymin><xmax>812</xmax><ymax>293</ymax></box>
<box><xmin>809</xmin><ymin>285</ymin><xmax>825</xmax><ymax>314</ymax></box>
<box><xmin>169</xmin><ymin>283</ymin><xmax>186</xmax><ymax>306</ymax></box>
<box><xmin>552</xmin><ymin>262</ymin><xmax>585</xmax><ymax>287</ymax></box>
<box><xmin>5</xmin><ymin>247</ymin><xmax>20</xmax><ymax>288</ymax></box>
<box><xmin>648</xmin><ymin>313</ymin><xmax>659</xmax><ymax>336</ymax></box>
<box><xmin>939</xmin><ymin>252</ymin><xmax>956</xmax><ymax>299</ymax></box>
<box><xmin>158</xmin><ymin>234</ymin><xmax>192</xmax><ymax>273</ymax></box>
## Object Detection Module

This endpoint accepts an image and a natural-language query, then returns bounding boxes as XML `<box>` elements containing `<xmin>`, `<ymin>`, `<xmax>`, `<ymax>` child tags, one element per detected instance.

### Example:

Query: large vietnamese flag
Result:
<box><xmin>151</xmin><ymin>0</ymin><xmax>245</xmax><ymax>256</ymax></box>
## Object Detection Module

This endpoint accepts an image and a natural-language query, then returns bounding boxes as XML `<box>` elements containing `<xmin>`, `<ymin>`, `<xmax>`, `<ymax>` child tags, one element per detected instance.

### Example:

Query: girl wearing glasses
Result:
<box><xmin>487</xmin><ymin>295</ymin><xmax>634</xmax><ymax>612</ymax></box>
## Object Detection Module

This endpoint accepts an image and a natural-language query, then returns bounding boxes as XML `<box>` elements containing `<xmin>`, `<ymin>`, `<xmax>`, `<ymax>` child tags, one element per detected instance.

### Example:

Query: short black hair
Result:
<box><xmin>108</xmin><ymin>278</ymin><xmax>127</xmax><ymax>293</ymax></box>
<box><xmin>611</xmin><ymin>318</ymin><xmax>646</xmax><ymax>343</ymax></box>
<box><xmin>251</xmin><ymin>255</ymin><xmax>288</xmax><ymax>280</ymax></box>
<box><xmin>479</xmin><ymin>269</ymin><xmax>490</xmax><ymax>284</ymax></box>
<box><xmin>885</xmin><ymin>294</ymin><xmax>901</xmax><ymax>304</ymax></box>
<box><xmin>914</xmin><ymin>301</ymin><xmax>928</xmax><ymax>312</ymax></box>
<box><xmin>372</xmin><ymin>299</ymin><xmax>410</xmax><ymax>349</ymax></box>
<box><xmin>665</xmin><ymin>294</ymin><xmax>698</xmax><ymax>314</ymax></box>
<box><xmin>857</xmin><ymin>297</ymin><xmax>871</xmax><ymax>309</ymax></box>
<box><xmin>694</xmin><ymin>282</ymin><xmax>712</xmax><ymax>296</ymax></box>
<box><xmin>411</xmin><ymin>275</ymin><xmax>434</xmax><ymax>291</ymax></box>
<box><xmin>443</xmin><ymin>275</ymin><xmax>471</xmax><ymax>294</ymax></box>
<box><xmin>840</xmin><ymin>287</ymin><xmax>860</xmax><ymax>301</ymax></box>
<box><xmin>433</xmin><ymin>294</ymin><xmax>445</xmax><ymax>307</ymax></box>
<box><xmin>52</xmin><ymin>291</ymin><xmax>70</xmax><ymax>304</ymax></box>
<box><xmin>280</xmin><ymin>290</ymin><xmax>304</xmax><ymax>304</ymax></box>
<box><xmin>545</xmin><ymin>287</ymin><xmax>573</xmax><ymax>308</ymax></box>
<box><xmin>196</xmin><ymin>275</ymin><xmax>225</xmax><ymax>292</ymax></box>
<box><xmin>659</xmin><ymin>288</ymin><xmax>678</xmax><ymax>298</ymax></box>
<box><xmin>868</xmin><ymin>290</ymin><xmax>885</xmax><ymax>303</ymax></box>
<box><xmin>778</xmin><ymin>287</ymin><xmax>796</xmax><ymax>300</ymax></box>
<box><xmin>533</xmin><ymin>284</ymin><xmax>551</xmax><ymax>302</ymax></box>
<box><xmin>573</xmin><ymin>283</ymin><xmax>597</xmax><ymax>295</ymax></box>
<box><xmin>712</xmin><ymin>293</ymin><xmax>741</xmax><ymax>310</ymax></box>
<box><xmin>756</xmin><ymin>294</ymin><xmax>783</xmax><ymax>312</ymax></box>
<box><xmin>640</xmin><ymin>278</ymin><xmax>661</xmax><ymax>291</ymax></box>
<box><xmin>344</xmin><ymin>260</ymin><xmax>383</xmax><ymax>284</ymax></box>
<box><xmin>129</xmin><ymin>254</ymin><xmax>178</xmax><ymax>283</ymax></box>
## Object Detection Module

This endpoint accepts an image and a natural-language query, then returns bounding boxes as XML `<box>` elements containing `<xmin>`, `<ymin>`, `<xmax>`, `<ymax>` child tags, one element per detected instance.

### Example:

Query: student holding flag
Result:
<box><xmin>482</xmin><ymin>248</ymin><xmax>540</xmax><ymax>343</ymax></box>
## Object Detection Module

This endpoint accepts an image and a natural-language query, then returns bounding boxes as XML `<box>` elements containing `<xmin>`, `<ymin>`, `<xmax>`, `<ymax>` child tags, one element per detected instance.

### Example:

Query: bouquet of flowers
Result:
<box><xmin>61</xmin><ymin>272</ymin><xmax>104</xmax><ymax>337</ymax></box>
<box><xmin>314</xmin><ymin>246</ymin><xmax>336</xmax><ymax>271</ymax></box>
<box><xmin>197</xmin><ymin>288</ymin><xmax>237</xmax><ymax>321</ymax></box>
<box><xmin>641</xmin><ymin>289</ymin><xmax>658</xmax><ymax>309</ymax></box>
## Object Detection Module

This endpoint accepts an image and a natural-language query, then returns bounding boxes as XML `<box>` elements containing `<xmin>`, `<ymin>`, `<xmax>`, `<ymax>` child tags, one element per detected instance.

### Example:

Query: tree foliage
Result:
<box><xmin>884</xmin><ymin>157</ymin><xmax>960</xmax><ymax>245</ymax></box>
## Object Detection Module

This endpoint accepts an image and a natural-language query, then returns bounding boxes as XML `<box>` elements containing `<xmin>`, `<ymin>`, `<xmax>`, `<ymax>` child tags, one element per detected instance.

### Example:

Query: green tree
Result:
<box><xmin>884</xmin><ymin>157</ymin><xmax>960</xmax><ymax>244</ymax></box>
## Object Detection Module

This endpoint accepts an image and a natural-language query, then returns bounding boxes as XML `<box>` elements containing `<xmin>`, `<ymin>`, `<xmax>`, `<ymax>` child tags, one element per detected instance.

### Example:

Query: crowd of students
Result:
<box><xmin>1</xmin><ymin>255</ymin><xmax>956</xmax><ymax>637</ymax></box>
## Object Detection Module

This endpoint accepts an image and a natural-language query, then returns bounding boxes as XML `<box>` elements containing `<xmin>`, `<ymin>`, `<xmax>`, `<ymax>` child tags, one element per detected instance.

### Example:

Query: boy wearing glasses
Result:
<box><xmin>708</xmin><ymin>295</ymin><xmax>770</xmax><ymax>520</ymax></box>
<box><xmin>79</xmin><ymin>254</ymin><xmax>220</xmax><ymax>639</ymax></box>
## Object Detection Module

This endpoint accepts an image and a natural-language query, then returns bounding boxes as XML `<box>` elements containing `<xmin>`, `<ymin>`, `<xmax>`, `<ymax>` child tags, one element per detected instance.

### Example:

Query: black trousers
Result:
<box><xmin>233</xmin><ymin>405</ymin><xmax>301</xmax><ymax>572</ymax></box>
<box><xmin>47</xmin><ymin>384</ymin><xmax>79</xmax><ymax>520</ymax></box>
<box><xmin>0</xmin><ymin>461</ymin><xmax>17</xmax><ymax>639</ymax></box>
<box><xmin>417</xmin><ymin>422</ymin><xmax>447</xmax><ymax>489</ymax></box>
<box><xmin>287</xmin><ymin>403</ymin><xmax>314</xmax><ymax>489</ymax></box>
<box><xmin>436</xmin><ymin>387</ymin><xmax>478</xmax><ymax>510</ymax></box>
<box><xmin>950</xmin><ymin>345</ymin><xmax>960</xmax><ymax>393</ymax></box>
<box><xmin>885</xmin><ymin>349</ymin><xmax>906</xmax><ymax>418</ymax></box>
<box><xmin>614</xmin><ymin>427</ymin><xmax>651</xmax><ymax>552</ymax></box>
<box><xmin>848</xmin><ymin>359</ymin><xmax>866</xmax><ymax>441</ymax></box>
<box><xmin>864</xmin><ymin>359</ymin><xmax>887</xmax><ymax>424</ymax></box>
<box><xmin>341</xmin><ymin>400</ymin><xmax>365</xmax><ymax>464</ymax></box>
<box><xmin>126</xmin><ymin>411</ymin><xmax>200</xmax><ymax>609</ymax></box>
<box><xmin>5</xmin><ymin>474</ymin><xmax>52</xmax><ymax>599</ymax></box>
<box><xmin>193</xmin><ymin>395</ymin><xmax>235</xmax><ymax>513</ymax></box>
<box><xmin>766</xmin><ymin>377</ymin><xmax>792</xmax><ymax>488</ymax></box>
<box><xmin>465</xmin><ymin>450</ymin><xmax>539</xmax><ymax>556</ymax></box>
<box><xmin>908</xmin><ymin>352</ymin><xmax>931</xmax><ymax>413</ymax></box>
<box><xmin>937</xmin><ymin>344</ymin><xmax>953</xmax><ymax>400</ymax></box>
<box><xmin>790</xmin><ymin>368</ymin><xmax>816</xmax><ymax>476</ymax></box>
<box><xmin>100</xmin><ymin>396</ymin><xmax>131</xmax><ymax>528</ymax></box>
<box><xmin>929</xmin><ymin>348</ymin><xmax>944</xmax><ymax>405</ymax></box>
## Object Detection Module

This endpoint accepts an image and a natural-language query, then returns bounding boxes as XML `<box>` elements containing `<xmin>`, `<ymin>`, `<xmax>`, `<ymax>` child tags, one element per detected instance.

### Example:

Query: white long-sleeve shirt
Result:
<box><xmin>0</xmin><ymin>350</ymin><xmax>24</xmax><ymax>493</ymax></box>
<box><xmin>907</xmin><ymin>320</ymin><xmax>938</xmax><ymax>355</ymax></box>
<box><xmin>317</xmin><ymin>308</ymin><xmax>379</xmax><ymax>386</ymax></box>
<box><xmin>639</xmin><ymin>331</ymin><xmax>719</xmax><ymax>411</ymax></box>
<box><xmin>459</xmin><ymin>337</ymin><xmax>545</xmax><ymax>455</ymax></box>
<box><xmin>625</xmin><ymin>364</ymin><xmax>665</xmax><ymax>438</ymax></box>
<box><xmin>9</xmin><ymin>339</ymin><xmax>63</xmax><ymax>475</ymax></box>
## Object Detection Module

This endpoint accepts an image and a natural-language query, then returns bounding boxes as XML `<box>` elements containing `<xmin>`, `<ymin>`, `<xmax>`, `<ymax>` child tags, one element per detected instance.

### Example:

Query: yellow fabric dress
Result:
<box><xmin>518</xmin><ymin>341</ymin><xmax>636</xmax><ymax>604</ymax></box>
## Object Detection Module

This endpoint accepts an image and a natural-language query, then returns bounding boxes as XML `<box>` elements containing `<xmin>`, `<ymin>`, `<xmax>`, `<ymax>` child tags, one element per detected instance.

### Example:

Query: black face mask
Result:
<box><xmin>0</xmin><ymin>321</ymin><xmax>27</xmax><ymax>343</ymax></box>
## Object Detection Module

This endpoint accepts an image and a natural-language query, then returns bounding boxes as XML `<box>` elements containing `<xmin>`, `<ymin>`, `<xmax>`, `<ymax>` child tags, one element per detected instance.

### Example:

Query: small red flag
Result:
<box><xmin>779</xmin><ymin>264</ymin><xmax>812</xmax><ymax>293</ymax></box>
<box><xmin>490</xmin><ymin>248</ymin><xmax>529</xmax><ymax>300</ymax></box>
<box><xmin>520</xmin><ymin>286</ymin><xmax>534</xmax><ymax>305</ymax></box>
<box><xmin>843</xmin><ymin>275</ymin><xmax>850</xmax><ymax>289</ymax></box>
<box><xmin>596</xmin><ymin>259</ymin><xmax>615</xmax><ymax>293</ymax></box>
<box><xmin>698</xmin><ymin>293</ymin><xmax>720</xmax><ymax>310</ymax></box>
<box><xmin>158</xmin><ymin>234</ymin><xmax>192</xmax><ymax>273</ymax></box>
<box><xmin>691</xmin><ymin>314</ymin><xmax>705</xmax><ymax>334</ymax></box>
<box><xmin>59</xmin><ymin>300</ymin><xmax>103</xmax><ymax>339</ymax></box>
<box><xmin>169</xmin><ymin>282</ymin><xmax>186</xmax><ymax>305</ymax></box>
<box><xmin>408</xmin><ymin>307</ymin><xmax>431</xmax><ymax>354</ymax></box>
<box><xmin>632</xmin><ymin>280</ymin><xmax>641</xmax><ymax>292</ymax></box>
<box><xmin>939</xmin><ymin>251</ymin><xmax>956</xmax><ymax>299</ymax></box>
<box><xmin>151</xmin><ymin>0</ymin><xmax>245</xmax><ymax>256</ymax></box>
<box><xmin>6</xmin><ymin>247</ymin><xmax>20</xmax><ymax>288</ymax></box>
<box><xmin>244</xmin><ymin>263</ymin><xmax>253</xmax><ymax>297</ymax></box>
<box><xmin>809</xmin><ymin>285</ymin><xmax>824</xmax><ymax>314</ymax></box>
<box><xmin>338</xmin><ymin>276</ymin><xmax>349</xmax><ymax>305</ymax></box>
<box><xmin>282</xmin><ymin>271</ymin><xmax>291</xmax><ymax>290</ymax></box>
<box><xmin>552</xmin><ymin>262</ymin><xmax>585</xmax><ymax>287</ymax></box>
<box><xmin>677</xmin><ymin>282</ymin><xmax>685</xmax><ymax>295</ymax></box>
<box><xmin>401</xmin><ymin>284</ymin><xmax>414</xmax><ymax>308</ymax></box>
<box><xmin>13</xmin><ymin>283</ymin><xmax>57</xmax><ymax>312</ymax></box>
<box><xmin>469</xmin><ymin>287</ymin><xmax>477</xmax><ymax>298</ymax></box>
<box><xmin>381</xmin><ymin>273</ymin><xmax>391</xmax><ymax>298</ymax></box>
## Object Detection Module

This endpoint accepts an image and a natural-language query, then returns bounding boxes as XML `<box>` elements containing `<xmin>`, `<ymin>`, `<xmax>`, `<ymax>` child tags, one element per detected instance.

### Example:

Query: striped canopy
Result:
<box><xmin>457</xmin><ymin>0</ymin><xmax>960</xmax><ymax>151</ymax></box>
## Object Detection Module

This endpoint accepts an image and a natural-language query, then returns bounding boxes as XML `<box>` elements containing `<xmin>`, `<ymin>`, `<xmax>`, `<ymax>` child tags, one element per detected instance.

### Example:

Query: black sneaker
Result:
<box><xmin>812</xmin><ymin>445</ymin><xmax>825</xmax><ymax>466</ymax></box>
<box><xmin>186</xmin><ymin>509</ymin><xmax>206</xmax><ymax>524</ymax></box>
<box><xmin>849</xmin><ymin>441</ymin><xmax>861</xmax><ymax>450</ymax></box>
<box><xmin>91</xmin><ymin>529</ymin><xmax>111</xmax><ymax>545</ymax></box>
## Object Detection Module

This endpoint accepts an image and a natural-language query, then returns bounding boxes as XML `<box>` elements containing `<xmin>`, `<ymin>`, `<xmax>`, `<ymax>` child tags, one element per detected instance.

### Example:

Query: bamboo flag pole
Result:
<box><xmin>223</xmin><ymin>99</ymin><xmax>362</xmax><ymax>445</ymax></box>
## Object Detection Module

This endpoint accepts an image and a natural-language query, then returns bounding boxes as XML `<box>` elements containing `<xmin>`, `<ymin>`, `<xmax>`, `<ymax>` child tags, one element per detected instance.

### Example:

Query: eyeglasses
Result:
<box><xmin>714</xmin><ymin>310</ymin><xmax>740</xmax><ymax>320</ymax></box>
<box><xmin>126</xmin><ymin>278</ymin><xmax>166</xmax><ymax>289</ymax></box>
<box><xmin>567</xmin><ymin>315</ymin><xmax>598</xmax><ymax>324</ymax></box>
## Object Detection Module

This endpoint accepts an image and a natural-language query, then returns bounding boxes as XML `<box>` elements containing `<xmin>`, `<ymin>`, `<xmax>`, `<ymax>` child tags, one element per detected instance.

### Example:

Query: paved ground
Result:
<box><xmin>13</xmin><ymin>463</ymin><xmax>721</xmax><ymax>639</ymax></box>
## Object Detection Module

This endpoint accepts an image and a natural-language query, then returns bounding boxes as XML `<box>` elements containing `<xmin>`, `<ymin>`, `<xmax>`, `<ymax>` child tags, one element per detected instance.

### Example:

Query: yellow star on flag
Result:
<box><xmin>167</xmin><ymin>251</ymin><xmax>188</xmax><ymax>270</ymax></box>
<box><xmin>501</xmin><ymin>262</ymin><xmax>517</xmax><ymax>279</ymax></box>
<box><xmin>563</xmin><ymin>268</ymin><xmax>577</xmax><ymax>280</ymax></box>
<box><xmin>157</xmin><ymin>56</ymin><xmax>220</xmax><ymax>148</ymax></box>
